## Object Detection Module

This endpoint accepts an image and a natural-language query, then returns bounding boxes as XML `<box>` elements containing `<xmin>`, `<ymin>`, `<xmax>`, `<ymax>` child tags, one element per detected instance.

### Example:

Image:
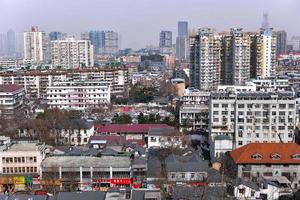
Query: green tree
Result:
<box><xmin>138</xmin><ymin>113</ymin><xmax>147</xmax><ymax>124</ymax></box>
<box><xmin>112</xmin><ymin>114</ymin><xmax>132</xmax><ymax>124</ymax></box>
<box><xmin>148</xmin><ymin>113</ymin><xmax>156</xmax><ymax>123</ymax></box>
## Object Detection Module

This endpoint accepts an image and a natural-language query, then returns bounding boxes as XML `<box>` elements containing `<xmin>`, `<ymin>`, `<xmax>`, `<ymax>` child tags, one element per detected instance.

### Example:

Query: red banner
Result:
<box><xmin>92</xmin><ymin>178</ymin><xmax>133</xmax><ymax>185</ymax></box>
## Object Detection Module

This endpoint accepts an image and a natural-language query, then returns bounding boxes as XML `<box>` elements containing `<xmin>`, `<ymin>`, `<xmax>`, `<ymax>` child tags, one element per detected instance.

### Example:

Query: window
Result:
<box><xmin>291</xmin><ymin>154</ymin><xmax>300</xmax><ymax>160</ymax></box>
<box><xmin>270</xmin><ymin>153</ymin><xmax>281</xmax><ymax>160</ymax></box>
<box><xmin>181</xmin><ymin>173</ymin><xmax>185</xmax><ymax>179</ymax></box>
<box><xmin>238</xmin><ymin>104</ymin><xmax>244</xmax><ymax>108</ymax></box>
<box><xmin>222</xmin><ymin>111</ymin><xmax>228</xmax><ymax>115</ymax></box>
<box><xmin>221</xmin><ymin>104</ymin><xmax>228</xmax><ymax>108</ymax></box>
<box><xmin>3</xmin><ymin>168</ymin><xmax>6</xmax><ymax>173</ymax></box>
<box><xmin>171</xmin><ymin>173</ymin><xmax>175</xmax><ymax>179</ymax></box>
<box><xmin>150</xmin><ymin>137</ymin><xmax>156</xmax><ymax>142</ymax></box>
<box><xmin>213</xmin><ymin>104</ymin><xmax>219</xmax><ymax>108</ymax></box>
<box><xmin>191</xmin><ymin>173</ymin><xmax>195</xmax><ymax>179</ymax></box>
<box><xmin>238</xmin><ymin>141</ymin><xmax>243</xmax><ymax>146</ymax></box>
<box><xmin>251</xmin><ymin>153</ymin><xmax>262</xmax><ymax>160</ymax></box>
<box><xmin>213</xmin><ymin>111</ymin><xmax>219</xmax><ymax>115</ymax></box>
<box><xmin>34</xmin><ymin>157</ymin><xmax>37</xmax><ymax>162</ymax></box>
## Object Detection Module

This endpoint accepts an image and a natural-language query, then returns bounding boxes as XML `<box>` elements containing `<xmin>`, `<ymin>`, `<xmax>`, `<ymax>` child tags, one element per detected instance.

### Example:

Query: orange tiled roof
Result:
<box><xmin>230</xmin><ymin>143</ymin><xmax>300</xmax><ymax>164</ymax></box>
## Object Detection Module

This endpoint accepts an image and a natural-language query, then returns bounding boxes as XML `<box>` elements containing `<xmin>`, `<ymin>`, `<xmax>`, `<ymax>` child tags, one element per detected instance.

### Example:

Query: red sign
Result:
<box><xmin>132</xmin><ymin>183</ymin><xmax>142</xmax><ymax>188</ymax></box>
<box><xmin>191</xmin><ymin>182</ymin><xmax>207</xmax><ymax>187</ymax></box>
<box><xmin>92</xmin><ymin>178</ymin><xmax>133</xmax><ymax>185</ymax></box>
<box><xmin>111</xmin><ymin>178</ymin><xmax>132</xmax><ymax>185</ymax></box>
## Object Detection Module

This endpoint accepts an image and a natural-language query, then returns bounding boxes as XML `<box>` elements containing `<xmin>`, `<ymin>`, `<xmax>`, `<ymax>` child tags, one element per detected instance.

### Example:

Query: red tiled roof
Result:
<box><xmin>95</xmin><ymin>124</ymin><xmax>173</xmax><ymax>134</ymax></box>
<box><xmin>230</xmin><ymin>143</ymin><xmax>300</xmax><ymax>164</ymax></box>
<box><xmin>0</xmin><ymin>84</ymin><xmax>23</xmax><ymax>93</ymax></box>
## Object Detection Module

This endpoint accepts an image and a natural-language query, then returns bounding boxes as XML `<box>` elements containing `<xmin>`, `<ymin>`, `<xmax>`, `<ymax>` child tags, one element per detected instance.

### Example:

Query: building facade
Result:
<box><xmin>221</xmin><ymin>28</ymin><xmax>251</xmax><ymax>85</ymax></box>
<box><xmin>210</xmin><ymin>88</ymin><xmax>296</xmax><ymax>148</ymax></box>
<box><xmin>159</xmin><ymin>31</ymin><xmax>172</xmax><ymax>55</ymax></box>
<box><xmin>47</xmin><ymin>81</ymin><xmax>110</xmax><ymax>110</ymax></box>
<box><xmin>0</xmin><ymin>68</ymin><xmax>128</xmax><ymax>99</ymax></box>
<box><xmin>0</xmin><ymin>142</ymin><xmax>47</xmax><ymax>175</ymax></box>
<box><xmin>230</xmin><ymin>143</ymin><xmax>300</xmax><ymax>183</ymax></box>
<box><xmin>276</xmin><ymin>30</ymin><xmax>287</xmax><ymax>56</ymax></box>
<box><xmin>23</xmin><ymin>26</ymin><xmax>47</xmax><ymax>64</ymax></box>
<box><xmin>250</xmin><ymin>28</ymin><xmax>277</xmax><ymax>79</ymax></box>
<box><xmin>179</xmin><ymin>90</ymin><xmax>210</xmax><ymax>131</ymax></box>
<box><xmin>189</xmin><ymin>28</ymin><xmax>221</xmax><ymax>91</ymax></box>
<box><xmin>0</xmin><ymin>84</ymin><xmax>25</xmax><ymax>120</ymax></box>
<box><xmin>51</xmin><ymin>37</ymin><xmax>94</xmax><ymax>68</ymax></box>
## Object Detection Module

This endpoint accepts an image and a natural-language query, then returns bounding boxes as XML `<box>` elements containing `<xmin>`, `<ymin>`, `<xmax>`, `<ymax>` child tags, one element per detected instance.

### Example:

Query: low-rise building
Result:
<box><xmin>0</xmin><ymin>84</ymin><xmax>25</xmax><ymax>120</ymax></box>
<box><xmin>179</xmin><ymin>90</ymin><xmax>210</xmax><ymax>131</ymax></box>
<box><xmin>0</xmin><ymin>142</ymin><xmax>47</xmax><ymax>176</ymax></box>
<box><xmin>47</xmin><ymin>81</ymin><xmax>110</xmax><ymax>110</ymax></box>
<box><xmin>147</xmin><ymin>128</ymin><xmax>182</xmax><ymax>149</ymax></box>
<box><xmin>0</xmin><ymin>67</ymin><xmax>129</xmax><ymax>99</ymax></box>
<box><xmin>41</xmin><ymin>156</ymin><xmax>132</xmax><ymax>191</ymax></box>
<box><xmin>94</xmin><ymin>124</ymin><xmax>173</xmax><ymax>141</ymax></box>
<box><xmin>165</xmin><ymin>152</ymin><xmax>209</xmax><ymax>183</ymax></box>
<box><xmin>213</xmin><ymin>135</ymin><xmax>233</xmax><ymax>158</ymax></box>
<box><xmin>229</xmin><ymin>143</ymin><xmax>300</xmax><ymax>183</ymax></box>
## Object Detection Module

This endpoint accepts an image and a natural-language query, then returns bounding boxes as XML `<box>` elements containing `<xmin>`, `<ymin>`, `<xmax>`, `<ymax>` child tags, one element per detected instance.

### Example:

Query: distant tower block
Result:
<box><xmin>261</xmin><ymin>12</ymin><xmax>269</xmax><ymax>29</ymax></box>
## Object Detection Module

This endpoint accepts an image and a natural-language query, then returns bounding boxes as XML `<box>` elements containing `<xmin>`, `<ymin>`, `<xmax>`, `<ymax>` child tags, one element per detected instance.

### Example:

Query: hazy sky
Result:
<box><xmin>0</xmin><ymin>0</ymin><xmax>299</xmax><ymax>49</ymax></box>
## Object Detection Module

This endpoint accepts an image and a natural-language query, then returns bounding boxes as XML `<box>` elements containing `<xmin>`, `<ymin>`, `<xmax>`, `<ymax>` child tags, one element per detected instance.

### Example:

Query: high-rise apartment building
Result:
<box><xmin>88</xmin><ymin>31</ymin><xmax>118</xmax><ymax>55</ymax></box>
<box><xmin>89</xmin><ymin>30</ymin><xmax>105</xmax><ymax>55</ymax></box>
<box><xmin>103</xmin><ymin>31</ymin><xmax>118</xmax><ymax>55</ymax></box>
<box><xmin>51</xmin><ymin>37</ymin><xmax>94</xmax><ymax>68</ymax></box>
<box><xmin>23</xmin><ymin>26</ymin><xmax>47</xmax><ymax>63</ymax></box>
<box><xmin>49</xmin><ymin>32</ymin><xmax>63</xmax><ymax>41</ymax></box>
<box><xmin>221</xmin><ymin>28</ymin><xmax>251</xmax><ymax>85</ymax></box>
<box><xmin>189</xmin><ymin>28</ymin><xmax>221</xmax><ymax>91</ymax></box>
<box><xmin>176</xmin><ymin>21</ymin><xmax>188</xmax><ymax>60</ymax></box>
<box><xmin>6</xmin><ymin>29</ymin><xmax>16</xmax><ymax>57</ymax></box>
<box><xmin>276</xmin><ymin>30</ymin><xmax>287</xmax><ymax>55</ymax></box>
<box><xmin>159</xmin><ymin>31</ymin><xmax>172</xmax><ymax>54</ymax></box>
<box><xmin>0</xmin><ymin>33</ymin><xmax>6</xmax><ymax>55</ymax></box>
<box><xmin>250</xmin><ymin>28</ymin><xmax>277</xmax><ymax>79</ymax></box>
<box><xmin>178</xmin><ymin>21</ymin><xmax>188</xmax><ymax>37</ymax></box>
<box><xmin>290</xmin><ymin>36</ymin><xmax>300</xmax><ymax>51</ymax></box>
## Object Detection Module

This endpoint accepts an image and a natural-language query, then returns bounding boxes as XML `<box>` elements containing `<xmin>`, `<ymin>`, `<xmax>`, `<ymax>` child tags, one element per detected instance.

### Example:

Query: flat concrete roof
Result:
<box><xmin>42</xmin><ymin>156</ymin><xmax>131</xmax><ymax>169</ymax></box>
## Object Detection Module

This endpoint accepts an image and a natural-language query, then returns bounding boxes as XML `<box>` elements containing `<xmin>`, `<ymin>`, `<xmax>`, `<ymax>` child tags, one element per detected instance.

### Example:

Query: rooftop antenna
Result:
<box><xmin>261</xmin><ymin>12</ymin><xmax>270</xmax><ymax>29</ymax></box>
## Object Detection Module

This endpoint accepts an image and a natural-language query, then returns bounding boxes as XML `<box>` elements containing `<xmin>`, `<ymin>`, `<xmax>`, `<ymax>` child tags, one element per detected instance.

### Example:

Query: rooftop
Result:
<box><xmin>95</xmin><ymin>123</ymin><xmax>173</xmax><ymax>134</ymax></box>
<box><xmin>0</xmin><ymin>84</ymin><xmax>23</xmax><ymax>93</ymax></box>
<box><xmin>42</xmin><ymin>156</ymin><xmax>131</xmax><ymax>169</ymax></box>
<box><xmin>0</xmin><ymin>142</ymin><xmax>46</xmax><ymax>152</ymax></box>
<box><xmin>148</xmin><ymin>127</ymin><xmax>177</xmax><ymax>137</ymax></box>
<box><xmin>230</xmin><ymin>143</ymin><xmax>300</xmax><ymax>164</ymax></box>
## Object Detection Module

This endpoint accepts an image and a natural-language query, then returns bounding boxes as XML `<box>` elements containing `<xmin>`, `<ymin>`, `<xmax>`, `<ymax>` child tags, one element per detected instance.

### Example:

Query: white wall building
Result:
<box><xmin>148</xmin><ymin>128</ymin><xmax>182</xmax><ymax>149</ymax></box>
<box><xmin>0</xmin><ymin>84</ymin><xmax>25</xmax><ymax>120</ymax></box>
<box><xmin>0</xmin><ymin>142</ymin><xmax>47</xmax><ymax>175</ymax></box>
<box><xmin>0</xmin><ymin>68</ymin><xmax>128</xmax><ymax>99</ymax></box>
<box><xmin>47</xmin><ymin>81</ymin><xmax>110</xmax><ymax>110</ymax></box>
<box><xmin>210</xmin><ymin>89</ymin><xmax>296</xmax><ymax>148</ymax></box>
<box><xmin>23</xmin><ymin>26</ymin><xmax>47</xmax><ymax>64</ymax></box>
<box><xmin>51</xmin><ymin>37</ymin><xmax>94</xmax><ymax>68</ymax></box>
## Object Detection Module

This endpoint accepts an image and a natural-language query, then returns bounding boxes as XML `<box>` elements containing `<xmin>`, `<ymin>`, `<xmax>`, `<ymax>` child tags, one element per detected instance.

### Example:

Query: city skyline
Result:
<box><xmin>0</xmin><ymin>0</ymin><xmax>299</xmax><ymax>49</ymax></box>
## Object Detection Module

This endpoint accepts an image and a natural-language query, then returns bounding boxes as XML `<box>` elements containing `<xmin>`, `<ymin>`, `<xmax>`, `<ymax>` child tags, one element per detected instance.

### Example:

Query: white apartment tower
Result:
<box><xmin>23</xmin><ymin>26</ymin><xmax>47</xmax><ymax>63</ymax></box>
<box><xmin>189</xmin><ymin>28</ymin><xmax>221</xmax><ymax>91</ymax></box>
<box><xmin>250</xmin><ymin>29</ymin><xmax>277</xmax><ymax>79</ymax></box>
<box><xmin>51</xmin><ymin>37</ymin><xmax>94</xmax><ymax>68</ymax></box>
